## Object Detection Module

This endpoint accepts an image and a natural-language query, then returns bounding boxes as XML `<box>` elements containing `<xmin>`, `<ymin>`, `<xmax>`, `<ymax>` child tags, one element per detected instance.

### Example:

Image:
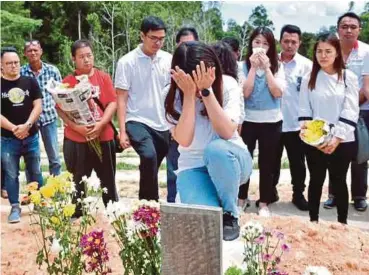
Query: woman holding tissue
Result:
<box><xmin>165</xmin><ymin>41</ymin><xmax>252</xmax><ymax>241</ymax></box>
<box><xmin>238</xmin><ymin>27</ymin><xmax>286</xmax><ymax>217</ymax></box>
<box><xmin>299</xmin><ymin>33</ymin><xmax>359</xmax><ymax>224</ymax></box>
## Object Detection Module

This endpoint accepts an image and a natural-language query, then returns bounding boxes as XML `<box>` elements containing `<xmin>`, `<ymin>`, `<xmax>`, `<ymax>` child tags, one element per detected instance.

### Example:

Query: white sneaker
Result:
<box><xmin>258</xmin><ymin>206</ymin><xmax>271</xmax><ymax>217</ymax></box>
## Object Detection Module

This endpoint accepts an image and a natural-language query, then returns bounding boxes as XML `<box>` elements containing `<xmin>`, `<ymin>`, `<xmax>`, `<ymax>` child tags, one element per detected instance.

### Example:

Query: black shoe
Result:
<box><xmin>223</xmin><ymin>213</ymin><xmax>240</xmax><ymax>241</ymax></box>
<box><xmin>292</xmin><ymin>196</ymin><xmax>308</xmax><ymax>211</ymax></box>
<box><xmin>256</xmin><ymin>194</ymin><xmax>279</xmax><ymax>208</ymax></box>
<box><xmin>354</xmin><ymin>199</ymin><xmax>368</xmax><ymax>211</ymax></box>
<box><xmin>323</xmin><ymin>198</ymin><xmax>336</xmax><ymax>209</ymax></box>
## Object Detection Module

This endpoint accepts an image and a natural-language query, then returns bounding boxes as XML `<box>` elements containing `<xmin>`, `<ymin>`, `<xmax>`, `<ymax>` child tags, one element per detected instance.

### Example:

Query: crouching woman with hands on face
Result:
<box><xmin>164</xmin><ymin>42</ymin><xmax>252</xmax><ymax>241</ymax></box>
<box><xmin>299</xmin><ymin>33</ymin><xmax>359</xmax><ymax>224</ymax></box>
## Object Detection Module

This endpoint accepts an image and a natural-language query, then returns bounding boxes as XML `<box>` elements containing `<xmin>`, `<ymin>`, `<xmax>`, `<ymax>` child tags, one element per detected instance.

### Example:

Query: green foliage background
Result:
<box><xmin>1</xmin><ymin>1</ymin><xmax>368</xmax><ymax>78</ymax></box>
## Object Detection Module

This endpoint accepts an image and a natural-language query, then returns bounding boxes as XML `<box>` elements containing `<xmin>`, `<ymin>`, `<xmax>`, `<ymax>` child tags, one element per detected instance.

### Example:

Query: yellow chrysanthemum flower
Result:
<box><xmin>26</xmin><ymin>182</ymin><xmax>39</xmax><ymax>192</ymax></box>
<box><xmin>63</xmin><ymin>204</ymin><xmax>76</xmax><ymax>217</ymax></box>
<box><xmin>50</xmin><ymin>216</ymin><xmax>60</xmax><ymax>225</ymax></box>
<box><xmin>30</xmin><ymin>191</ymin><xmax>41</xmax><ymax>205</ymax></box>
<box><xmin>40</xmin><ymin>184</ymin><xmax>56</xmax><ymax>199</ymax></box>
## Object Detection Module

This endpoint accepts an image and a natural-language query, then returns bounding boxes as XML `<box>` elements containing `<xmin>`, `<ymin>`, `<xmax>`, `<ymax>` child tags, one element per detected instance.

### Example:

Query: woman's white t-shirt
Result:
<box><xmin>167</xmin><ymin>75</ymin><xmax>248</xmax><ymax>174</ymax></box>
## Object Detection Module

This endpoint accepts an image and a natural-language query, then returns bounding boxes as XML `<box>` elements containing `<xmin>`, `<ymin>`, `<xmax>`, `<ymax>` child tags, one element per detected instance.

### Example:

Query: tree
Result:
<box><xmin>1</xmin><ymin>2</ymin><xmax>42</xmax><ymax>53</ymax></box>
<box><xmin>248</xmin><ymin>5</ymin><xmax>274</xmax><ymax>30</ymax></box>
<box><xmin>299</xmin><ymin>32</ymin><xmax>316</xmax><ymax>59</ymax></box>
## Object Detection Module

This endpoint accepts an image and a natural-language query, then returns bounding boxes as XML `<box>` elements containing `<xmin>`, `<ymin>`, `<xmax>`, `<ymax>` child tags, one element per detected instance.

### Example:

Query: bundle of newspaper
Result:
<box><xmin>46</xmin><ymin>75</ymin><xmax>103</xmax><ymax>161</ymax></box>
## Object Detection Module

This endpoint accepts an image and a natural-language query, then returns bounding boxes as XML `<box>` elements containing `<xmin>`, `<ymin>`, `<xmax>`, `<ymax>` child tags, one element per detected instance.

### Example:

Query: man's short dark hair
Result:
<box><xmin>175</xmin><ymin>27</ymin><xmax>199</xmax><ymax>43</ymax></box>
<box><xmin>221</xmin><ymin>37</ymin><xmax>240</xmax><ymax>53</ymax></box>
<box><xmin>280</xmin><ymin>24</ymin><xmax>302</xmax><ymax>40</ymax></box>
<box><xmin>140</xmin><ymin>16</ymin><xmax>166</xmax><ymax>34</ymax></box>
<box><xmin>71</xmin><ymin>39</ymin><xmax>93</xmax><ymax>57</ymax></box>
<box><xmin>337</xmin><ymin>12</ymin><xmax>362</xmax><ymax>27</ymax></box>
<box><xmin>1</xmin><ymin>47</ymin><xmax>18</xmax><ymax>58</ymax></box>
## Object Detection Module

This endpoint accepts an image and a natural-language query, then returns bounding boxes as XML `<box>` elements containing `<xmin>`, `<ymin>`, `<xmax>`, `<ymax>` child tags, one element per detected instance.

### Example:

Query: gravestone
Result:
<box><xmin>160</xmin><ymin>203</ymin><xmax>223</xmax><ymax>275</ymax></box>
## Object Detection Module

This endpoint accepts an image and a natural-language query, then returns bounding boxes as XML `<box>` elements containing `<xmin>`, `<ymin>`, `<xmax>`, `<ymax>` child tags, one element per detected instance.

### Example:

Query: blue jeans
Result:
<box><xmin>1</xmin><ymin>133</ymin><xmax>43</xmax><ymax>205</ymax></box>
<box><xmin>166</xmin><ymin>139</ymin><xmax>179</xmax><ymax>202</ymax></box>
<box><xmin>177</xmin><ymin>139</ymin><xmax>252</xmax><ymax>218</ymax></box>
<box><xmin>40</xmin><ymin>121</ymin><xmax>61</xmax><ymax>176</ymax></box>
<box><xmin>25</xmin><ymin>121</ymin><xmax>61</xmax><ymax>180</ymax></box>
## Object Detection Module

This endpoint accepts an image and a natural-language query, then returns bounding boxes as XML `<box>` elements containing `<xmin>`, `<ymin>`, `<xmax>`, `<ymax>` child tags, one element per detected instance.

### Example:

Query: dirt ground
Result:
<box><xmin>1</xmin><ymin>179</ymin><xmax>369</xmax><ymax>275</ymax></box>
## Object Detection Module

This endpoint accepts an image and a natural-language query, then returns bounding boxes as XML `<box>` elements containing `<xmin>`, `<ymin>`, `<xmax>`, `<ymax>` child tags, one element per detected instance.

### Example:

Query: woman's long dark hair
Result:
<box><xmin>308</xmin><ymin>33</ymin><xmax>345</xmax><ymax>90</ymax></box>
<box><xmin>212</xmin><ymin>41</ymin><xmax>238</xmax><ymax>80</ymax></box>
<box><xmin>245</xmin><ymin>27</ymin><xmax>279</xmax><ymax>74</ymax></box>
<box><xmin>165</xmin><ymin>41</ymin><xmax>223</xmax><ymax>122</ymax></box>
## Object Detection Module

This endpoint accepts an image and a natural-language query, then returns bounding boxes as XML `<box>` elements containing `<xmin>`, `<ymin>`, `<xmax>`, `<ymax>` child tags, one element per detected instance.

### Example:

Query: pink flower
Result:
<box><xmin>132</xmin><ymin>205</ymin><xmax>160</xmax><ymax>237</ymax></box>
<box><xmin>263</xmin><ymin>253</ymin><xmax>272</xmax><ymax>262</ymax></box>
<box><xmin>255</xmin><ymin>235</ymin><xmax>266</xmax><ymax>244</ymax></box>
<box><xmin>276</xmin><ymin>231</ymin><xmax>284</xmax><ymax>240</ymax></box>
<box><xmin>281</xmin><ymin>243</ymin><xmax>290</xmax><ymax>252</ymax></box>
<box><xmin>275</xmin><ymin>256</ymin><xmax>281</xmax><ymax>264</ymax></box>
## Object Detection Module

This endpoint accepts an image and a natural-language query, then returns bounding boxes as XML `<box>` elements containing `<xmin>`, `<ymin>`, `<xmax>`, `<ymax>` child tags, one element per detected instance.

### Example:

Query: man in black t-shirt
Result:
<box><xmin>1</xmin><ymin>47</ymin><xmax>43</xmax><ymax>223</ymax></box>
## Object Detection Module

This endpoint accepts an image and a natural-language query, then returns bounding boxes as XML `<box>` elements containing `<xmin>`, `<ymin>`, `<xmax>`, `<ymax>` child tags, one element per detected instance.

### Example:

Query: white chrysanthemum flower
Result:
<box><xmin>82</xmin><ymin>196</ymin><xmax>99</xmax><ymax>213</ymax></box>
<box><xmin>303</xmin><ymin>266</ymin><xmax>332</xmax><ymax>275</ymax></box>
<box><xmin>105</xmin><ymin>200</ymin><xmax>130</xmax><ymax>223</ymax></box>
<box><xmin>84</xmin><ymin>172</ymin><xmax>101</xmax><ymax>192</ymax></box>
<box><xmin>51</xmin><ymin>238</ymin><xmax>62</xmax><ymax>254</ymax></box>
<box><xmin>241</xmin><ymin>220</ymin><xmax>263</xmax><ymax>241</ymax></box>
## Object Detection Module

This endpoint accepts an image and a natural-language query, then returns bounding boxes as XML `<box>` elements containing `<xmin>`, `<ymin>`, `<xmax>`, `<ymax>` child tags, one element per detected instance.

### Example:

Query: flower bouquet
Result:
<box><xmin>105</xmin><ymin>199</ymin><xmax>161</xmax><ymax>275</ymax></box>
<box><xmin>46</xmin><ymin>75</ymin><xmax>103</xmax><ymax>161</ymax></box>
<box><xmin>300</xmin><ymin>119</ymin><xmax>332</xmax><ymax>146</ymax></box>
<box><xmin>225</xmin><ymin>221</ymin><xmax>290</xmax><ymax>275</ymax></box>
<box><xmin>28</xmin><ymin>172</ymin><xmax>109</xmax><ymax>275</ymax></box>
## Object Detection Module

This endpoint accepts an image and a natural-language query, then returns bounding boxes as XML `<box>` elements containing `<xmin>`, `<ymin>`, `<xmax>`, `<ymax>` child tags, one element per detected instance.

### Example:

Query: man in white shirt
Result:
<box><xmin>325</xmin><ymin>12</ymin><xmax>369</xmax><ymax>211</ymax></box>
<box><xmin>115</xmin><ymin>16</ymin><xmax>172</xmax><ymax>201</ymax></box>
<box><xmin>274</xmin><ymin>25</ymin><xmax>312</xmax><ymax>211</ymax></box>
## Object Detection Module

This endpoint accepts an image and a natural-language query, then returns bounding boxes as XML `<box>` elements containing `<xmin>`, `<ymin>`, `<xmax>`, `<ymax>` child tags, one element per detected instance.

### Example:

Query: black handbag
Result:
<box><xmin>93</xmin><ymin>97</ymin><xmax>124</xmax><ymax>153</ymax></box>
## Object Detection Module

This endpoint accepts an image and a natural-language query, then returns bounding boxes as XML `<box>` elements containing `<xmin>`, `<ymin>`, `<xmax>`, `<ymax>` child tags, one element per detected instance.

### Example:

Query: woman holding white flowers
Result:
<box><xmin>238</xmin><ymin>27</ymin><xmax>286</xmax><ymax>217</ymax></box>
<box><xmin>57</xmin><ymin>40</ymin><xmax>119</xmax><ymax>219</ymax></box>
<box><xmin>165</xmin><ymin>42</ymin><xmax>252</xmax><ymax>241</ymax></box>
<box><xmin>299</xmin><ymin>33</ymin><xmax>359</xmax><ymax>224</ymax></box>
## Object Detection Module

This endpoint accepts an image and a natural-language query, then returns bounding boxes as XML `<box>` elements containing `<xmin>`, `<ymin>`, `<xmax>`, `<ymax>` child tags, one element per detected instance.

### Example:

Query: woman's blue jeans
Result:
<box><xmin>177</xmin><ymin>139</ymin><xmax>252</xmax><ymax>218</ymax></box>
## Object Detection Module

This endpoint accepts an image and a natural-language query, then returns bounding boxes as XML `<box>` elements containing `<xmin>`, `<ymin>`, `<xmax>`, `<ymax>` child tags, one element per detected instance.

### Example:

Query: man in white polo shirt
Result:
<box><xmin>273</xmin><ymin>25</ymin><xmax>312</xmax><ymax>211</ymax></box>
<box><xmin>325</xmin><ymin>12</ymin><xmax>369</xmax><ymax>211</ymax></box>
<box><xmin>115</xmin><ymin>16</ymin><xmax>172</xmax><ymax>201</ymax></box>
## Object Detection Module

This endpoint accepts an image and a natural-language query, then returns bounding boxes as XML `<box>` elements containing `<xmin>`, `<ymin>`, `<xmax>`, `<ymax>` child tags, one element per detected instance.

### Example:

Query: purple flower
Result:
<box><xmin>80</xmin><ymin>230</ymin><xmax>111</xmax><ymax>273</ymax></box>
<box><xmin>132</xmin><ymin>205</ymin><xmax>160</xmax><ymax>237</ymax></box>
<box><xmin>281</xmin><ymin>243</ymin><xmax>290</xmax><ymax>252</ymax></box>
<box><xmin>276</xmin><ymin>231</ymin><xmax>284</xmax><ymax>240</ymax></box>
<box><xmin>275</xmin><ymin>256</ymin><xmax>281</xmax><ymax>264</ymax></box>
<box><xmin>263</xmin><ymin>253</ymin><xmax>272</xmax><ymax>262</ymax></box>
<box><xmin>255</xmin><ymin>235</ymin><xmax>266</xmax><ymax>244</ymax></box>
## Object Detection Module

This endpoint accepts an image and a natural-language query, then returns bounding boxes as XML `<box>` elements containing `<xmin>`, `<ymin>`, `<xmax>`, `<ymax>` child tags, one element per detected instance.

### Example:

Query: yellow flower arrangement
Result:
<box><xmin>63</xmin><ymin>204</ymin><xmax>76</xmax><ymax>217</ymax></box>
<box><xmin>30</xmin><ymin>191</ymin><xmax>41</xmax><ymax>205</ymax></box>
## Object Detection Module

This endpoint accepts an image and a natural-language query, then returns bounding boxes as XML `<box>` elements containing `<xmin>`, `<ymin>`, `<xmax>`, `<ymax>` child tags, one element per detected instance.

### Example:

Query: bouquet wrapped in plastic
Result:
<box><xmin>46</xmin><ymin>75</ymin><xmax>103</xmax><ymax>161</ymax></box>
<box><xmin>300</xmin><ymin>119</ymin><xmax>332</xmax><ymax>147</ymax></box>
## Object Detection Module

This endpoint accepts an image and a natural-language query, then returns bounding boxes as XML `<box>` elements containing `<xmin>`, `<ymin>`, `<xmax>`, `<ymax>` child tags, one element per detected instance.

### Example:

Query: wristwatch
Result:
<box><xmin>200</xmin><ymin>88</ymin><xmax>213</xmax><ymax>97</ymax></box>
<box><xmin>26</xmin><ymin>121</ymin><xmax>33</xmax><ymax>129</ymax></box>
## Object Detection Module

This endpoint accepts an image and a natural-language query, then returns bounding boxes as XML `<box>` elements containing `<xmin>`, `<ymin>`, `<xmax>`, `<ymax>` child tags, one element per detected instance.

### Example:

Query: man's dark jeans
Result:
<box><xmin>166</xmin><ymin>138</ymin><xmax>179</xmax><ymax>202</ymax></box>
<box><xmin>273</xmin><ymin>131</ymin><xmax>306</xmax><ymax>199</ymax></box>
<box><xmin>126</xmin><ymin>121</ymin><xmax>170</xmax><ymax>201</ymax></box>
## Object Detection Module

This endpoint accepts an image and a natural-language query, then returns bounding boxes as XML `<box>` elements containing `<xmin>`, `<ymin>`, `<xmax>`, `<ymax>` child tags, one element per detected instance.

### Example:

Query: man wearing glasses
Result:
<box><xmin>1</xmin><ymin>47</ymin><xmax>43</xmax><ymax>223</ymax></box>
<box><xmin>115</xmin><ymin>16</ymin><xmax>172</xmax><ymax>201</ymax></box>
<box><xmin>324</xmin><ymin>12</ymin><xmax>369</xmax><ymax>211</ymax></box>
<box><xmin>20</xmin><ymin>40</ymin><xmax>62</xmax><ymax>178</ymax></box>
